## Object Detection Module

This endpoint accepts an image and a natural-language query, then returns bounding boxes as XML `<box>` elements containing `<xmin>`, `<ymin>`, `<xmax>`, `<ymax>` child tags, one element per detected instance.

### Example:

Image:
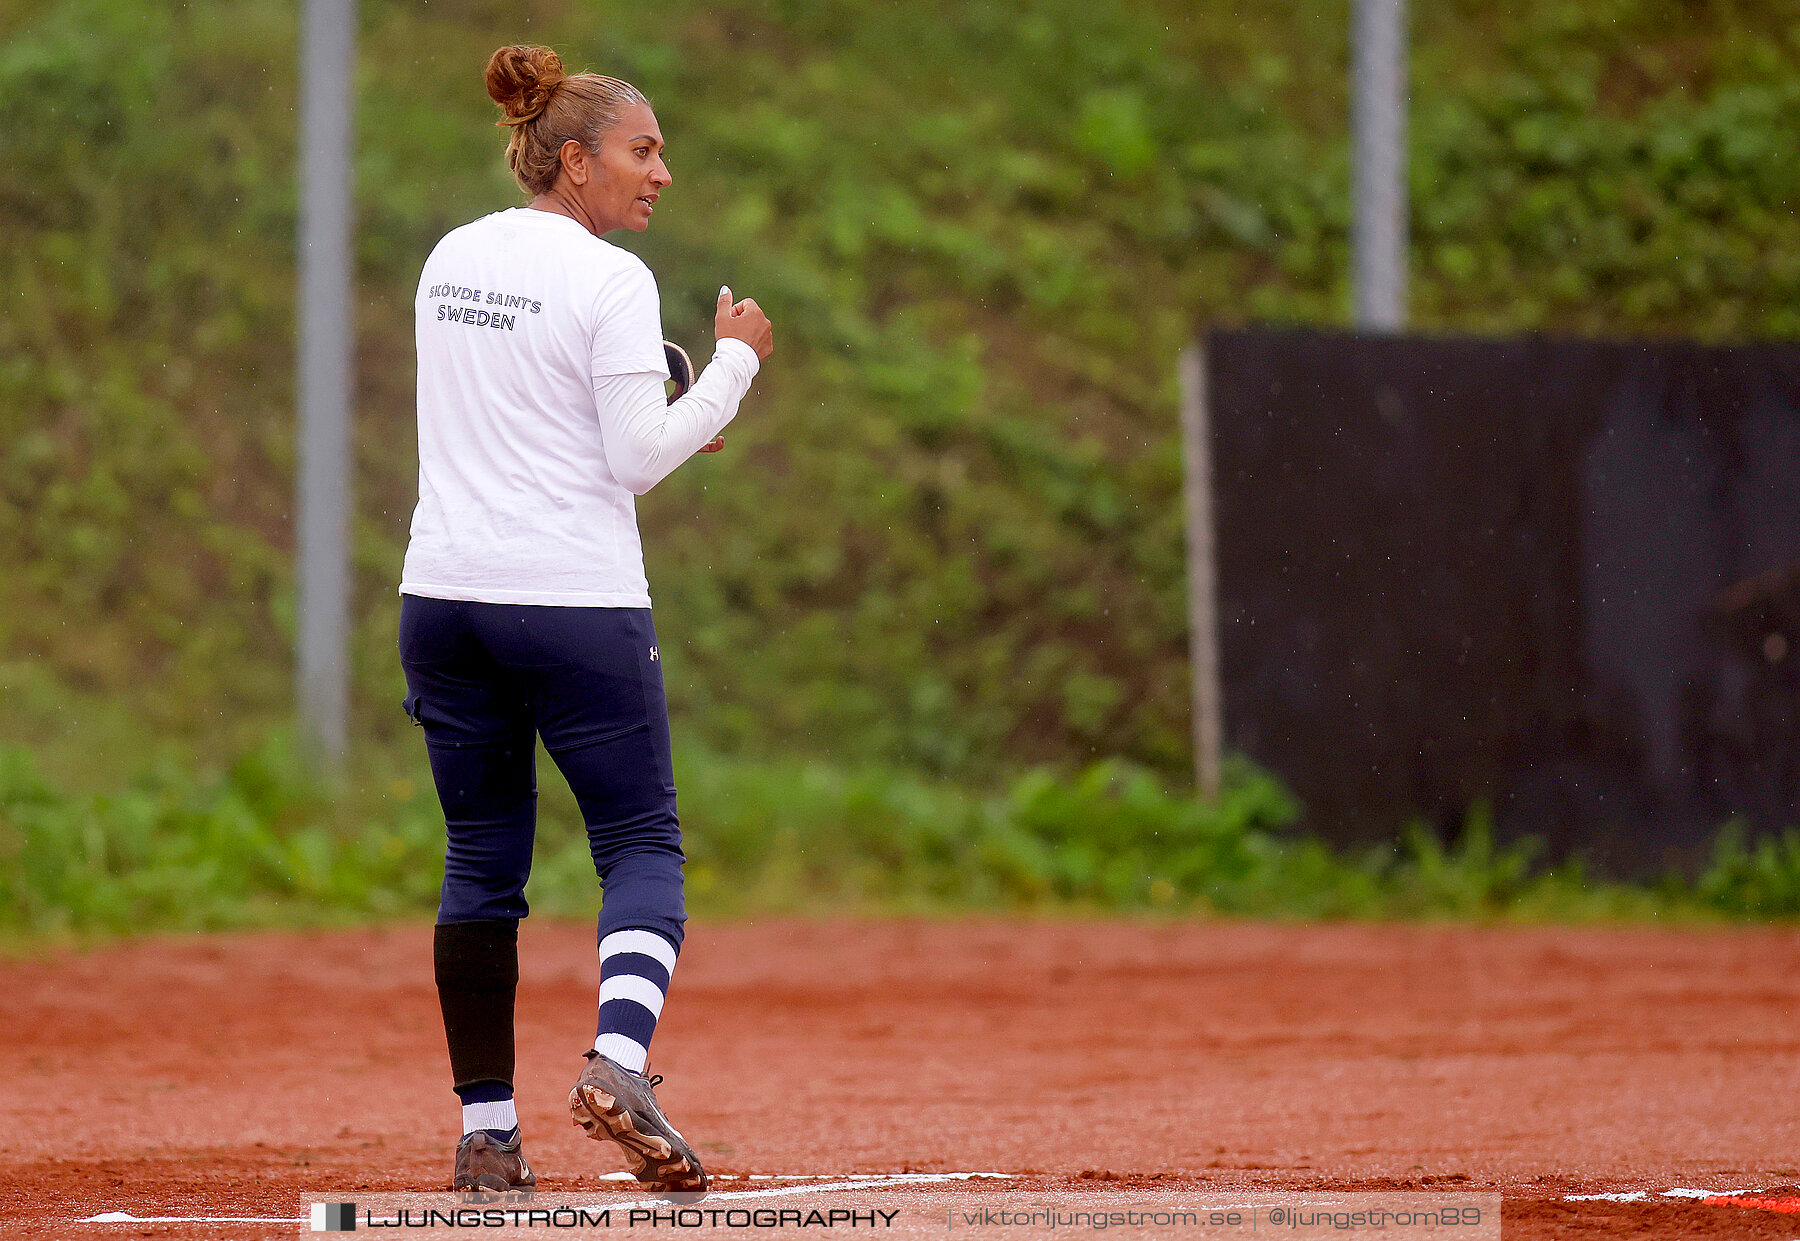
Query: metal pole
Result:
<box><xmin>296</xmin><ymin>0</ymin><xmax>356</xmax><ymax>775</ymax></box>
<box><xmin>1352</xmin><ymin>0</ymin><xmax>1407</xmax><ymax>332</ymax></box>
<box><xmin>1180</xmin><ymin>345</ymin><xmax>1223</xmax><ymax>800</ymax></box>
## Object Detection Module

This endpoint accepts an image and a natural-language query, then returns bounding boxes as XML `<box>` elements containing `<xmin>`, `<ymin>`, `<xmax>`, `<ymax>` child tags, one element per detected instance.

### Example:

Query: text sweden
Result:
<box><xmin>428</xmin><ymin>283</ymin><xmax>544</xmax><ymax>333</ymax></box>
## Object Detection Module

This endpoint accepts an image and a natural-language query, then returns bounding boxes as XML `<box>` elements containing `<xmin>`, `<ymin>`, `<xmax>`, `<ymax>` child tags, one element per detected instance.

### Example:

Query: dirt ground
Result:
<box><xmin>5</xmin><ymin>918</ymin><xmax>1800</xmax><ymax>1239</ymax></box>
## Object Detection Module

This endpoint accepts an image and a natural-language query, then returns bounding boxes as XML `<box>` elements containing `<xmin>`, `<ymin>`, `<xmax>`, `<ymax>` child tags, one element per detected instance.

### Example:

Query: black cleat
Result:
<box><xmin>569</xmin><ymin>1052</ymin><xmax>708</xmax><ymax>1202</ymax></box>
<box><xmin>452</xmin><ymin>1130</ymin><xmax>537</xmax><ymax>1203</ymax></box>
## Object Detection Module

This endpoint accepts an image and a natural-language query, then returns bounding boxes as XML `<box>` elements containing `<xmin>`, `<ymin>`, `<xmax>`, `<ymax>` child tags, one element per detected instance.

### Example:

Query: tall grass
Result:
<box><xmin>0</xmin><ymin>738</ymin><xmax>443</xmax><ymax>936</ymax></box>
<box><xmin>1</xmin><ymin>735</ymin><xmax>1789</xmax><ymax>943</ymax></box>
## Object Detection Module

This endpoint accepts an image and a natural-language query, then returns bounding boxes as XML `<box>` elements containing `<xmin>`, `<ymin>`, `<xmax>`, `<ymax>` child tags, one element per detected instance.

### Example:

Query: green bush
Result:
<box><xmin>1696</xmin><ymin>822</ymin><xmax>1800</xmax><ymax>917</ymax></box>
<box><xmin>0</xmin><ymin>736</ymin><xmax>444</xmax><ymax>936</ymax></box>
<box><xmin>10</xmin><ymin>732</ymin><xmax>1796</xmax><ymax>942</ymax></box>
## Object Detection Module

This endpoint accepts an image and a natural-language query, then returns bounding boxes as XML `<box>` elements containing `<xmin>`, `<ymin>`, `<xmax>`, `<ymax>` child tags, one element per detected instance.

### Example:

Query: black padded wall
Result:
<box><xmin>1208</xmin><ymin>327</ymin><xmax>1800</xmax><ymax>869</ymax></box>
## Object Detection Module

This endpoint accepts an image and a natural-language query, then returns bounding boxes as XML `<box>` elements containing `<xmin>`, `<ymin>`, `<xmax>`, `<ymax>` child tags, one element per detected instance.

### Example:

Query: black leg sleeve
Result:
<box><xmin>434</xmin><ymin>919</ymin><xmax>520</xmax><ymax>1092</ymax></box>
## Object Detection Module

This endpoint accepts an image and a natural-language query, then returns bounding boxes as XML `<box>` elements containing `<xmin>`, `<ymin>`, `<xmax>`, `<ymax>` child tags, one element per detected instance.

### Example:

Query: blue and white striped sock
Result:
<box><xmin>592</xmin><ymin>928</ymin><xmax>677</xmax><ymax>1073</ymax></box>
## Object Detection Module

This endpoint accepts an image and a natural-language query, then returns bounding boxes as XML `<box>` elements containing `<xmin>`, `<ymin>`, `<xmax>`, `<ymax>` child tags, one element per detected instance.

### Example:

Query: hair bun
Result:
<box><xmin>485</xmin><ymin>44</ymin><xmax>567</xmax><ymax>126</ymax></box>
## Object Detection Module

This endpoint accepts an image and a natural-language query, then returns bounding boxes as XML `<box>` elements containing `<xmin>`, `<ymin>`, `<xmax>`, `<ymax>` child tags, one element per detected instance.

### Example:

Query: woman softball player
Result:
<box><xmin>399</xmin><ymin>43</ymin><xmax>773</xmax><ymax>1204</ymax></box>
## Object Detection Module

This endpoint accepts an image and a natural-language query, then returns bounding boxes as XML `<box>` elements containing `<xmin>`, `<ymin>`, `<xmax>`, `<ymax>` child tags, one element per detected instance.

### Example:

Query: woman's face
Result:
<box><xmin>569</xmin><ymin>101</ymin><xmax>670</xmax><ymax>234</ymax></box>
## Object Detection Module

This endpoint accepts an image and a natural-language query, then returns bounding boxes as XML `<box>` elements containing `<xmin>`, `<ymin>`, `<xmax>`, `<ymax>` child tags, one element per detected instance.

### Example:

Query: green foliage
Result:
<box><xmin>1695</xmin><ymin>822</ymin><xmax>1800</xmax><ymax>917</ymax></box>
<box><xmin>1382</xmin><ymin>806</ymin><xmax>1542</xmax><ymax>915</ymax></box>
<box><xmin>0</xmin><ymin>736</ymin><xmax>443</xmax><ymax>936</ymax></box>
<box><xmin>2</xmin><ymin>0</ymin><xmax>1797</xmax><ymax>787</ymax></box>
<box><xmin>1410</xmin><ymin>7</ymin><xmax>1800</xmax><ymax>337</ymax></box>
<box><xmin>999</xmin><ymin>759</ymin><xmax>1298</xmax><ymax>907</ymax></box>
<box><xmin>3</xmin><ymin>734</ymin><xmax>1783</xmax><ymax>943</ymax></box>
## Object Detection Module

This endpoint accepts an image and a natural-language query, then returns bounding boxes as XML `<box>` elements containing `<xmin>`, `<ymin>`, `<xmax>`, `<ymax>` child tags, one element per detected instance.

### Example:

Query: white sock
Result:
<box><xmin>462</xmin><ymin>1098</ymin><xmax>518</xmax><ymax>1136</ymax></box>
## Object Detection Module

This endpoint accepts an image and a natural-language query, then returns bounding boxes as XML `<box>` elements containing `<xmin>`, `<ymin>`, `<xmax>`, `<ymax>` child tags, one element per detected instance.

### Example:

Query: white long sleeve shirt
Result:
<box><xmin>401</xmin><ymin>208</ymin><xmax>758</xmax><ymax>607</ymax></box>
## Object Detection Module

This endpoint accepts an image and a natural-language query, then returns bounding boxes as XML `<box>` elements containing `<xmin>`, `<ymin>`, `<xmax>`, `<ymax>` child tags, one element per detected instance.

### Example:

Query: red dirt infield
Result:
<box><xmin>4</xmin><ymin>918</ymin><xmax>1800</xmax><ymax>1239</ymax></box>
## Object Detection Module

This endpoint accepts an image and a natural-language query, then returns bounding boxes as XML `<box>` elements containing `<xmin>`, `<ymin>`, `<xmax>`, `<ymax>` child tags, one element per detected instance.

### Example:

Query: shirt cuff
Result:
<box><xmin>714</xmin><ymin>336</ymin><xmax>762</xmax><ymax>377</ymax></box>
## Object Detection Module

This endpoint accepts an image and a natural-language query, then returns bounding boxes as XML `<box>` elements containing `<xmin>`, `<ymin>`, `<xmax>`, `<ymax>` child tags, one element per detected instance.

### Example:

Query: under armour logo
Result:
<box><xmin>649</xmin><ymin>646</ymin><xmax>659</xmax><ymax>661</ymax></box>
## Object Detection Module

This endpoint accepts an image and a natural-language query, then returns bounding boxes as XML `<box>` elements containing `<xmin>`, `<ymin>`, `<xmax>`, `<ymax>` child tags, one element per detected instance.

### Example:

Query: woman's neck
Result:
<box><xmin>528</xmin><ymin>187</ymin><xmax>599</xmax><ymax>237</ymax></box>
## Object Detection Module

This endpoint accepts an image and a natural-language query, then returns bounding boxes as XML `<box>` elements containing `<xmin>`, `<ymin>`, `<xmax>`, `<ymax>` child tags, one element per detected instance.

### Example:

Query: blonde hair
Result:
<box><xmin>484</xmin><ymin>44</ymin><xmax>648</xmax><ymax>197</ymax></box>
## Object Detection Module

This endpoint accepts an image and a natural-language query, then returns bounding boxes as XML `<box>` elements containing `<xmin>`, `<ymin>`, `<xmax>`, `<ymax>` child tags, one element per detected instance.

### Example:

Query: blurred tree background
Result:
<box><xmin>1</xmin><ymin>0</ymin><xmax>1796</xmax><ymax>798</ymax></box>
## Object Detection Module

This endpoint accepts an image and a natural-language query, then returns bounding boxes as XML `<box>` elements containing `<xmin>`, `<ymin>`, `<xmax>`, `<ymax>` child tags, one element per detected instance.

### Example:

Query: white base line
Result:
<box><xmin>83</xmin><ymin>1213</ymin><xmax>307</xmax><ymax>1224</ymax></box>
<box><xmin>609</xmin><ymin>1172</ymin><xmax>1010</xmax><ymax>1184</ymax></box>
<box><xmin>1564</xmin><ymin>1187</ymin><xmax>1769</xmax><ymax>1203</ymax></box>
<box><xmin>78</xmin><ymin>1173</ymin><xmax>1017</xmax><ymax>1224</ymax></box>
<box><xmin>637</xmin><ymin>1172</ymin><xmax>1011</xmax><ymax>1205</ymax></box>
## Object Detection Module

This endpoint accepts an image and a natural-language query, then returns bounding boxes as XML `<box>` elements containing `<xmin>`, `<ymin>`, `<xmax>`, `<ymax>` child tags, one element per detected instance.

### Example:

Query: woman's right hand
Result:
<box><xmin>716</xmin><ymin>286</ymin><xmax>774</xmax><ymax>361</ymax></box>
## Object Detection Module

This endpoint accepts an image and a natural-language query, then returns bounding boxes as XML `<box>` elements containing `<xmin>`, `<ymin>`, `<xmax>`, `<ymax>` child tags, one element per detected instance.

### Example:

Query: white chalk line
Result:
<box><xmin>85</xmin><ymin>1213</ymin><xmax>303</xmax><ymax>1225</ymax></box>
<box><xmin>636</xmin><ymin>1172</ymin><xmax>1010</xmax><ymax>1206</ymax></box>
<box><xmin>78</xmin><ymin>1172</ymin><xmax>1016</xmax><ymax>1224</ymax></box>
<box><xmin>1564</xmin><ymin>1186</ymin><xmax>1773</xmax><ymax>1203</ymax></box>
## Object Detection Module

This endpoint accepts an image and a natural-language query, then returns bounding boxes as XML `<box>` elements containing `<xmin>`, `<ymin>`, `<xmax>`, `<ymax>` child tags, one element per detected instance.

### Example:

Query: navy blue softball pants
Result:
<box><xmin>398</xmin><ymin>594</ymin><xmax>687</xmax><ymax>949</ymax></box>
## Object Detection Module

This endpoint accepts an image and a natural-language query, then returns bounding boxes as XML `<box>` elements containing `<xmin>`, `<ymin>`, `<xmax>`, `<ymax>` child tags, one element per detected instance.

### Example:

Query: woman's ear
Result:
<box><xmin>559</xmin><ymin>138</ymin><xmax>591</xmax><ymax>186</ymax></box>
